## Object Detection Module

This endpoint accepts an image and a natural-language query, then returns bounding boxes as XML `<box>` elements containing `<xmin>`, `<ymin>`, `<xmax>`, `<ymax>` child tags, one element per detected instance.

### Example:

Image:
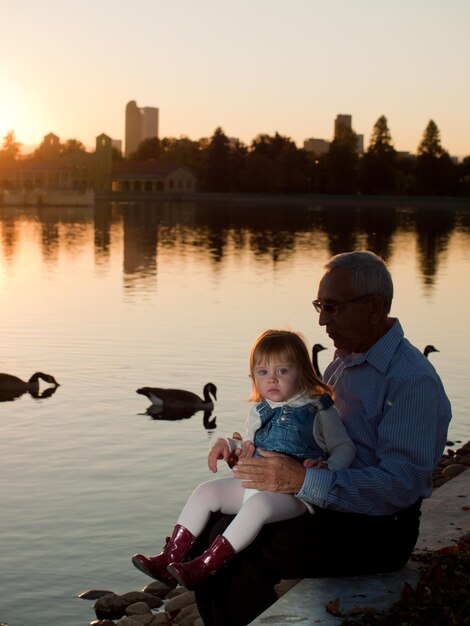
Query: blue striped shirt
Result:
<box><xmin>298</xmin><ymin>319</ymin><xmax>452</xmax><ymax>515</ymax></box>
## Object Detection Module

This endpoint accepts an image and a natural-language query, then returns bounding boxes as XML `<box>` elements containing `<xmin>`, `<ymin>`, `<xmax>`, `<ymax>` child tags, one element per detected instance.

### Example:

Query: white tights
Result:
<box><xmin>176</xmin><ymin>477</ymin><xmax>307</xmax><ymax>553</ymax></box>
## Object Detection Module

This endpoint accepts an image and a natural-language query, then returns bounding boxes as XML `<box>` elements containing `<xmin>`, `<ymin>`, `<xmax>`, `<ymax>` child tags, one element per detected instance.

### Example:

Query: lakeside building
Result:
<box><xmin>0</xmin><ymin>133</ymin><xmax>197</xmax><ymax>205</ymax></box>
<box><xmin>125</xmin><ymin>101</ymin><xmax>159</xmax><ymax>157</ymax></box>
<box><xmin>111</xmin><ymin>161</ymin><xmax>196</xmax><ymax>194</ymax></box>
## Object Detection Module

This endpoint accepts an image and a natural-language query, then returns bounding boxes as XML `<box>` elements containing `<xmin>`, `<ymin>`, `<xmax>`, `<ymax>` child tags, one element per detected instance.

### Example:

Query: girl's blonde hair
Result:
<box><xmin>249</xmin><ymin>329</ymin><xmax>331</xmax><ymax>402</ymax></box>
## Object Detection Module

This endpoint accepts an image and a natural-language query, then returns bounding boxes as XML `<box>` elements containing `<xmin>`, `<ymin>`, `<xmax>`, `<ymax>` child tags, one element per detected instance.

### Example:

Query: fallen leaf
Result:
<box><xmin>325</xmin><ymin>597</ymin><xmax>342</xmax><ymax>616</ymax></box>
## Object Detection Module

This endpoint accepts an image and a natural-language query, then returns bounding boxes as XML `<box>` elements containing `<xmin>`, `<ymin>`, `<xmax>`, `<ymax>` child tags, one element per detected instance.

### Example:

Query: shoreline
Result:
<box><xmin>96</xmin><ymin>191</ymin><xmax>470</xmax><ymax>210</ymax></box>
<box><xmin>78</xmin><ymin>441</ymin><xmax>470</xmax><ymax>625</ymax></box>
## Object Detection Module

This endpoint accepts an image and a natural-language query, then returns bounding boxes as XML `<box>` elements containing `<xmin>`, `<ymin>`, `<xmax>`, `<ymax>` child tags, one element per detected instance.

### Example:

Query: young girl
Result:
<box><xmin>132</xmin><ymin>329</ymin><xmax>355</xmax><ymax>589</ymax></box>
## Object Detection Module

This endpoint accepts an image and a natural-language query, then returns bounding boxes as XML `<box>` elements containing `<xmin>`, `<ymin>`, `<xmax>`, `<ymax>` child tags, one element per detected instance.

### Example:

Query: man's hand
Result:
<box><xmin>232</xmin><ymin>449</ymin><xmax>306</xmax><ymax>493</ymax></box>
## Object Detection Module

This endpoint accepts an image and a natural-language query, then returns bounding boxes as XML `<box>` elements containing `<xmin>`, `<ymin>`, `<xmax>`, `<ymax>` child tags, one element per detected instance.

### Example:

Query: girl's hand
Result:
<box><xmin>208</xmin><ymin>439</ymin><xmax>230</xmax><ymax>473</ymax></box>
<box><xmin>227</xmin><ymin>432</ymin><xmax>255</xmax><ymax>468</ymax></box>
<box><xmin>303</xmin><ymin>458</ymin><xmax>328</xmax><ymax>469</ymax></box>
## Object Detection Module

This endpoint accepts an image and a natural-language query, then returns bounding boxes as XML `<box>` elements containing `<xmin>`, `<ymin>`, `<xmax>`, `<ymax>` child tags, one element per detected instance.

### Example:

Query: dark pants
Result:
<box><xmin>192</xmin><ymin>500</ymin><xmax>421</xmax><ymax>626</ymax></box>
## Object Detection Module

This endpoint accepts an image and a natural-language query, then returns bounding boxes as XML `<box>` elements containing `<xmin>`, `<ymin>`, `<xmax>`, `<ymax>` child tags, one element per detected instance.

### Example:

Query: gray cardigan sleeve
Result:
<box><xmin>313</xmin><ymin>405</ymin><xmax>356</xmax><ymax>470</ymax></box>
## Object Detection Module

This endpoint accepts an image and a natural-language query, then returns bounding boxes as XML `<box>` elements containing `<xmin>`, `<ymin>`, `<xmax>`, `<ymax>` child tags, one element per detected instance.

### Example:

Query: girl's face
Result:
<box><xmin>253</xmin><ymin>358</ymin><xmax>301</xmax><ymax>403</ymax></box>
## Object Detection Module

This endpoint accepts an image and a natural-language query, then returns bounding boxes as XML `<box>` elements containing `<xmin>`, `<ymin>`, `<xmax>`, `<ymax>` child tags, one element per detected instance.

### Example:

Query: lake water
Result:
<box><xmin>1</xmin><ymin>197</ymin><xmax>469</xmax><ymax>626</ymax></box>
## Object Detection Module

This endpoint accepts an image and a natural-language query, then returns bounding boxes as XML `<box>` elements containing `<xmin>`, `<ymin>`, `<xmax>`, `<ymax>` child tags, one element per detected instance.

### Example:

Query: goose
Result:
<box><xmin>137</xmin><ymin>382</ymin><xmax>217</xmax><ymax>412</ymax></box>
<box><xmin>424</xmin><ymin>345</ymin><xmax>439</xmax><ymax>358</ymax></box>
<box><xmin>311</xmin><ymin>344</ymin><xmax>327</xmax><ymax>378</ymax></box>
<box><xmin>0</xmin><ymin>372</ymin><xmax>60</xmax><ymax>402</ymax></box>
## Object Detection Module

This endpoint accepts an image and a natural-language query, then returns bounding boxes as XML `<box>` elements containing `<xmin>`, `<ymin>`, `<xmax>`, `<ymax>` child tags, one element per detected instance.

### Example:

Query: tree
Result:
<box><xmin>160</xmin><ymin>136</ymin><xmax>202</xmax><ymax>171</ymax></box>
<box><xmin>240</xmin><ymin>153</ymin><xmax>274</xmax><ymax>192</ymax></box>
<box><xmin>240</xmin><ymin>133</ymin><xmax>310</xmax><ymax>193</ymax></box>
<box><xmin>458</xmin><ymin>156</ymin><xmax>470</xmax><ymax>196</ymax></box>
<box><xmin>416</xmin><ymin>120</ymin><xmax>458</xmax><ymax>195</ymax></box>
<box><xmin>129</xmin><ymin>137</ymin><xmax>161</xmax><ymax>160</ymax></box>
<box><xmin>0</xmin><ymin>130</ymin><xmax>21</xmax><ymax>161</ymax></box>
<box><xmin>226</xmin><ymin>140</ymin><xmax>248</xmax><ymax>192</ymax></box>
<box><xmin>324</xmin><ymin>123</ymin><xmax>359</xmax><ymax>194</ymax></box>
<box><xmin>112</xmin><ymin>147</ymin><xmax>123</xmax><ymax>160</ymax></box>
<box><xmin>61</xmin><ymin>139</ymin><xmax>86</xmax><ymax>154</ymax></box>
<box><xmin>417</xmin><ymin>120</ymin><xmax>445</xmax><ymax>158</ymax></box>
<box><xmin>361</xmin><ymin>116</ymin><xmax>397</xmax><ymax>194</ymax></box>
<box><xmin>200</xmin><ymin>127</ymin><xmax>231</xmax><ymax>192</ymax></box>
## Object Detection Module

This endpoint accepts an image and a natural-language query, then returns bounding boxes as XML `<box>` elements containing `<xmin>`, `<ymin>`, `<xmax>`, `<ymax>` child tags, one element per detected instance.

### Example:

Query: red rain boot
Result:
<box><xmin>131</xmin><ymin>524</ymin><xmax>196</xmax><ymax>584</ymax></box>
<box><xmin>167</xmin><ymin>534</ymin><xmax>235</xmax><ymax>589</ymax></box>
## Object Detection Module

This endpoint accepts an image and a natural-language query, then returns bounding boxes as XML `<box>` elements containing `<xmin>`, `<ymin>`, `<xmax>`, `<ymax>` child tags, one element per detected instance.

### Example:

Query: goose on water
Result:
<box><xmin>137</xmin><ymin>382</ymin><xmax>217</xmax><ymax>412</ymax></box>
<box><xmin>311</xmin><ymin>343</ymin><xmax>327</xmax><ymax>378</ymax></box>
<box><xmin>0</xmin><ymin>372</ymin><xmax>60</xmax><ymax>402</ymax></box>
<box><xmin>423</xmin><ymin>345</ymin><xmax>439</xmax><ymax>358</ymax></box>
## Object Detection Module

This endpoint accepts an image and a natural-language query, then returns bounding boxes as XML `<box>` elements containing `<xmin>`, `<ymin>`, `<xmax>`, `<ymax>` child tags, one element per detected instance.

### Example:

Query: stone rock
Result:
<box><xmin>143</xmin><ymin>580</ymin><xmax>175</xmax><ymax>598</ymax></box>
<box><xmin>123</xmin><ymin>615</ymin><xmax>156</xmax><ymax>625</ymax></box>
<box><xmin>165</xmin><ymin>590</ymin><xmax>196</xmax><ymax>616</ymax></box>
<box><xmin>115</xmin><ymin>618</ymin><xmax>142</xmax><ymax>625</ymax></box>
<box><xmin>172</xmin><ymin>603</ymin><xmax>200</xmax><ymax>625</ymax></box>
<box><xmin>90</xmin><ymin>620</ymin><xmax>115</xmax><ymax>626</ymax></box>
<box><xmin>442</xmin><ymin>463</ymin><xmax>468</xmax><ymax>478</ymax></box>
<box><xmin>126</xmin><ymin>601</ymin><xmax>152</xmax><ymax>615</ymax></box>
<box><xmin>94</xmin><ymin>592</ymin><xmax>129</xmax><ymax>620</ymax></box>
<box><xmin>166</xmin><ymin>586</ymin><xmax>185</xmax><ymax>599</ymax></box>
<box><xmin>151</xmin><ymin>613</ymin><xmax>171</xmax><ymax>625</ymax></box>
<box><xmin>433</xmin><ymin>474</ymin><xmax>447</xmax><ymax>488</ymax></box>
<box><xmin>174</xmin><ymin>614</ymin><xmax>199</xmax><ymax>626</ymax></box>
<box><xmin>80</xmin><ymin>589</ymin><xmax>114</xmax><ymax>600</ymax></box>
<box><xmin>121</xmin><ymin>591</ymin><xmax>163</xmax><ymax>609</ymax></box>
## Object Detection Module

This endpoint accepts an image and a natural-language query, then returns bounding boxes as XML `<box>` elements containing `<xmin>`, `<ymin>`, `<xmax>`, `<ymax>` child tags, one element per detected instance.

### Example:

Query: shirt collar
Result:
<box><xmin>335</xmin><ymin>318</ymin><xmax>403</xmax><ymax>374</ymax></box>
<box><xmin>265</xmin><ymin>390</ymin><xmax>310</xmax><ymax>408</ymax></box>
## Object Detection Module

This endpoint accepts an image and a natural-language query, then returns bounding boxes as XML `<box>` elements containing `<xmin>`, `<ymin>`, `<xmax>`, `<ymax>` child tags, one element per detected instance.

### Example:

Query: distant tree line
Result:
<box><xmin>125</xmin><ymin>117</ymin><xmax>470</xmax><ymax>196</ymax></box>
<box><xmin>2</xmin><ymin>117</ymin><xmax>470</xmax><ymax>196</ymax></box>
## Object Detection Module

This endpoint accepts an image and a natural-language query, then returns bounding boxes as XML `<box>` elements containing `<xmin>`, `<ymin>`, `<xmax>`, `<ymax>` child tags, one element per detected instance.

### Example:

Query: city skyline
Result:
<box><xmin>2</xmin><ymin>1</ymin><xmax>470</xmax><ymax>158</ymax></box>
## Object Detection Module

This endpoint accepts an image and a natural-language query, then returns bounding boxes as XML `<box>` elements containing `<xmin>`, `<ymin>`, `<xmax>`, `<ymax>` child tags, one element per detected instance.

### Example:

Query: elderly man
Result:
<box><xmin>193</xmin><ymin>250</ymin><xmax>452</xmax><ymax>626</ymax></box>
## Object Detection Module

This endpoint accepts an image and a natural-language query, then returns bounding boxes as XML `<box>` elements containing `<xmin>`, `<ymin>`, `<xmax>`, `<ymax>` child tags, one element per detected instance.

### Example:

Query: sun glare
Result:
<box><xmin>0</xmin><ymin>83</ymin><xmax>20</xmax><ymax>139</ymax></box>
<box><xmin>0</xmin><ymin>80</ymin><xmax>43</xmax><ymax>150</ymax></box>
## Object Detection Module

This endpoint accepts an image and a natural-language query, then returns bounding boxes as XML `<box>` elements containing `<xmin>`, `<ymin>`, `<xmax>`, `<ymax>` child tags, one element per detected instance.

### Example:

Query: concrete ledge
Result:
<box><xmin>250</xmin><ymin>470</ymin><xmax>470</xmax><ymax>625</ymax></box>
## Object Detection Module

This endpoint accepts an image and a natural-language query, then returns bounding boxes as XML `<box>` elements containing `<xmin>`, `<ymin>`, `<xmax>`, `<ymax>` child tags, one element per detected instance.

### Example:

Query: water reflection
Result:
<box><xmin>1</xmin><ymin>199</ymin><xmax>469</xmax><ymax>292</ymax></box>
<box><xmin>143</xmin><ymin>406</ymin><xmax>217</xmax><ymax>430</ymax></box>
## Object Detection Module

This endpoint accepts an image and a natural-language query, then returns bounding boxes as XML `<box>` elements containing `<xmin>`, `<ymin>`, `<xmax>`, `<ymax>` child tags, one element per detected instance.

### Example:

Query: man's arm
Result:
<box><xmin>233</xmin><ymin>376</ymin><xmax>451</xmax><ymax>516</ymax></box>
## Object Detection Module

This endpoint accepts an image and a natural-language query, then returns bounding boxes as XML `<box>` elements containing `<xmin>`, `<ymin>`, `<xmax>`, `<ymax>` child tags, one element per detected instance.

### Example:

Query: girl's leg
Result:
<box><xmin>168</xmin><ymin>493</ymin><xmax>307</xmax><ymax>590</ymax></box>
<box><xmin>177</xmin><ymin>477</ymin><xmax>245</xmax><ymax>537</ymax></box>
<box><xmin>223</xmin><ymin>492</ymin><xmax>306</xmax><ymax>552</ymax></box>
<box><xmin>132</xmin><ymin>477</ymin><xmax>244</xmax><ymax>582</ymax></box>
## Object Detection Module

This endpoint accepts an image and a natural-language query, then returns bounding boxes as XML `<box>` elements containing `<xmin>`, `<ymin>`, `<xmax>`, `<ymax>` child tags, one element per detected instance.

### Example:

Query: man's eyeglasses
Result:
<box><xmin>312</xmin><ymin>295</ymin><xmax>372</xmax><ymax>315</ymax></box>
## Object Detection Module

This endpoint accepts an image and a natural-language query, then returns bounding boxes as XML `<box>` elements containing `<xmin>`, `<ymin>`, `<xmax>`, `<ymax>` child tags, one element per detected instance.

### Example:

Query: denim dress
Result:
<box><xmin>253</xmin><ymin>393</ymin><xmax>334</xmax><ymax>462</ymax></box>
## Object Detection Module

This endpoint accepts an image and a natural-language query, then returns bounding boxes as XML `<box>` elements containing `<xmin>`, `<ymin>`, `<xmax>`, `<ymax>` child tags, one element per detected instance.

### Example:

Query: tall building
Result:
<box><xmin>125</xmin><ymin>101</ymin><xmax>159</xmax><ymax>157</ymax></box>
<box><xmin>334</xmin><ymin>114</ymin><xmax>352</xmax><ymax>138</ymax></box>
<box><xmin>334</xmin><ymin>114</ymin><xmax>364</xmax><ymax>155</ymax></box>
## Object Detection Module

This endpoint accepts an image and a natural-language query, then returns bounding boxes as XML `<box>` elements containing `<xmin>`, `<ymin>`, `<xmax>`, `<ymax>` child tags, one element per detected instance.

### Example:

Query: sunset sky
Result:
<box><xmin>2</xmin><ymin>0</ymin><xmax>469</xmax><ymax>157</ymax></box>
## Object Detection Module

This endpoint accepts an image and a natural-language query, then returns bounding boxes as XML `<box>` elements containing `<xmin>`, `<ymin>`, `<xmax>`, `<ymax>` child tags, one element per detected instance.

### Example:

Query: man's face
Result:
<box><xmin>316</xmin><ymin>267</ymin><xmax>376</xmax><ymax>353</ymax></box>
